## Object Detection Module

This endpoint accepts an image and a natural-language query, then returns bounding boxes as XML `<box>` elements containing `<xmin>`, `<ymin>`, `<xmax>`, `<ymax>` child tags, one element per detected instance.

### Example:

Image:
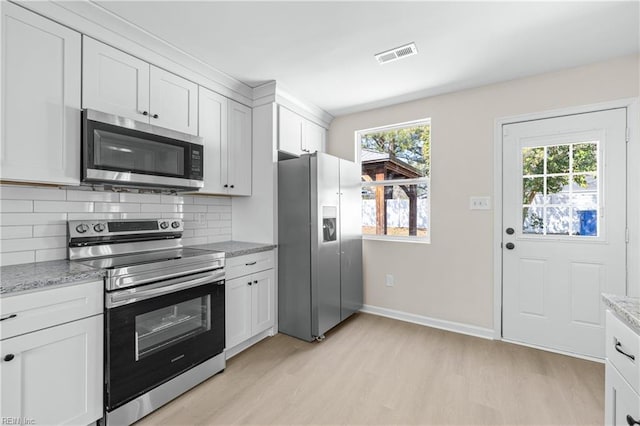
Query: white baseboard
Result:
<box><xmin>360</xmin><ymin>304</ymin><xmax>494</xmax><ymax>340</ymax></box>
<box><xmin>501</xmin><ymin>338</ymin><xmax>604</xmax><ymax>363</ymax></box>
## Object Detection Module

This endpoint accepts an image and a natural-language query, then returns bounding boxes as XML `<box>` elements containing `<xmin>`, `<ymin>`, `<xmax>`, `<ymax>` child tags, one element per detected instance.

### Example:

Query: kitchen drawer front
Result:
<box><xmin>606</xmin><ymin>310</ymin><xmax>640</xmax><ymax>394</ymax></box>
<box><xmin>0</xmin><ymin>280</ymin><xmax>103</xmax><ymax>340</ymax></box>
<box><xmin>226</xmin><ymin>251</ymin><xmax>275</xmax><ymax>280</ymax></box>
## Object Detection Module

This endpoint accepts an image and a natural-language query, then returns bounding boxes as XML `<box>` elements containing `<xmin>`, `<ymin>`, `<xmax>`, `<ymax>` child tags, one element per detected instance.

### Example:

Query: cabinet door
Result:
<box><xmin>0</xmin><ymin>315</ymin><xmax>103</xmax><ymax>425</ymax></box>
<box><xmin>605</xmin><ymin>361</ymin><xmax>640</xmax><ymax>426</ymax></box>
<box><xmin>82</xmin><ymin>37</ymin><xmax>150</xmax><ymax>123</ymax></box>
<box><xmin>199</xmin><ymin>86</ymin><xmax>228</xmax><ymax>194</ymax></box>
<box><xmin>278</xmin><ymin>106</ymin><xmax>304</xmax><ymax>156</ymax></box>
<box><xmin>251</xmin><ymin>269</ymin><xmax>275</xmax><ymax>335</ymax></box>
<box><xmin>227</xmin><ymin>100</ymin><xmax>253</xmax><ymax>196</ymax></box>
<box><xmin>225</xmin><ymin>277</ymin><xmax>252</xmax><ymax>349</ymax></box>
<box><xmin>149</xmin><ymin>66</ymin><xmax>198</xmax><ymax>135</ymax></box>
<box><xmin>1</xmin><ymin>3</ymin><xmax>81</xmax><ymax>185</ymax></box>
<box><xmin>303</xmin><ymin>120</ymin><xmax>326</xmax><ymax>154</ymax></box>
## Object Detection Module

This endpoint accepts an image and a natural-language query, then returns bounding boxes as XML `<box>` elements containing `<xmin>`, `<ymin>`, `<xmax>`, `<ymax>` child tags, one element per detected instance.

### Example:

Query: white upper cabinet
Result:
<box><xmin>1</xmin><ymin>2</ymin><xmax>81</xmax><ymax>185</ymax></box>
<box><xmin>278</xmin><ymin>105</ymin><xmax>326</xmax><ymax>157</ymax></box>
<box><xmin>198</xmin><ymin>87</ymin><xmax>251</xmax><ymax>196</ymax></box>
<box><xmin>82</xmin><ymin>37</ymin><xmax>149</xmax><ymax>123</ymax></box>
<box><xmin>199</xmin><ymin>87</ymin><xmax>228</xmax><ymax>194</ymax></box>
<box><xmin>304</xmin><ymin>119</ymin><xmax>326</xmax><ymax>155</ymax></box>
<box><xmin>227</xmin><ymin>100</ymin><xmax>252</xmax><ymax>196</ymax></box>
<box><xmin>278</xmin><ymin>106</ymin><xmax>304</xmax><ymax>156</ymax></box>
<box><xmin>149</xmin><ymin>66</ymin><xmax>198</xmax><ymax>135</ymax></box>
<box><xmin>83</xmin><ymin>37</ymin><xmax>198</xmax><ymax>135</ymax></box>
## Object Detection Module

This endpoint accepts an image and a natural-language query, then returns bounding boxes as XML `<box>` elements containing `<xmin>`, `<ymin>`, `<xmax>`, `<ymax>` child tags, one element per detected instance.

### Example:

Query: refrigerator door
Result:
<box><xmin>311</xmin><ymin>153</ymin><xmax>342</xmax><ymax>338</ymax></box>
<box><xmin>277</xmin><ymin>156</ymin><xmax>313</xmax><ymax>341</ymax></box>
<box><xmin>339</xmin><ymin>159</ymin><xmax>363</xmax><ymax>319</ymax></box>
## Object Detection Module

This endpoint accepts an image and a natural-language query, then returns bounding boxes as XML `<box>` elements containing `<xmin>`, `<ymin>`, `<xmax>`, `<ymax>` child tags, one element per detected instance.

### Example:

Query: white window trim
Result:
<box><xmin>357</xmin><ymin>118</ymin><xmax>431</xmax><ymax>243</ymax></box>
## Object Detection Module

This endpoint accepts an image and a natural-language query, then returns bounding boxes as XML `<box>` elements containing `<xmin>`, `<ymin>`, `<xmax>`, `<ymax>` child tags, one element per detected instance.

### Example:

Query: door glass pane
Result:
<box><xmin>135</xmin><ymin>295</ymin><xmax>210</xmax><ymax>360</ymax></box>
<box><xmin>94</xmin><ymin>129</ymin><xmax>185</xmax><ymax>175</ymax></box>
<box><xmin>521</xmin><ymin>141</ymin><xmax>599</xmax><ymax>237</ymax></box>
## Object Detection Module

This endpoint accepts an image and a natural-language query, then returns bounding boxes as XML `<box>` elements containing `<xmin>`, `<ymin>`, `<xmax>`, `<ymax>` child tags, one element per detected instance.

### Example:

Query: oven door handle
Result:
<box><xmin>107</xmin><ymin>270</ymin><xmax>224</xmax><ymax>308</ymax></box>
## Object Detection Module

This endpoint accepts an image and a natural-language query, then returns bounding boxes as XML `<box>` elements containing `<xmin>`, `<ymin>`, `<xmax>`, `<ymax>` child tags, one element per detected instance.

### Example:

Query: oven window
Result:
<box><xmin>135</xmin><ymin>295</ymin><xmax>211</xmax><ymax>360</ymax></box>
<box><xmin>94</xmin><ymin>129</ymin><xmax>185</xmax><ymax>176</ymax></box>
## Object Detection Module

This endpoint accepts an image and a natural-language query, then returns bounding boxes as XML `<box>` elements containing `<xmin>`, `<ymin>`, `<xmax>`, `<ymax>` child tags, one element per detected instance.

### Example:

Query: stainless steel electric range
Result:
<box><xmin>68</xmin><ymin>218</ymin><xmax>225</xmax><ymax>426</ymax></box>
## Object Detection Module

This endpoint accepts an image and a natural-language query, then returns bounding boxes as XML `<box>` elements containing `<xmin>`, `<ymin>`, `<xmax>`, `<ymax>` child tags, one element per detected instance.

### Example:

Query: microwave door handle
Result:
<box><xmin>107</xmin><ymin>271</ymin><xmax>223</xmax><ymax>308</ymax></box>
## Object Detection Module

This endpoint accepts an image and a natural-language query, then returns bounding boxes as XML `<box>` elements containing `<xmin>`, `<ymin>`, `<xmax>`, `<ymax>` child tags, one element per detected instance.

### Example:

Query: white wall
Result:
<box><xmin>328</xmin><ymin>54</ymin><xmax>640</xmax><ymax>330</ymax></box>
<box><xmin>0</xmin><ymin>185</ymin><xmax>232</xmax><ymax>266</ymax></box>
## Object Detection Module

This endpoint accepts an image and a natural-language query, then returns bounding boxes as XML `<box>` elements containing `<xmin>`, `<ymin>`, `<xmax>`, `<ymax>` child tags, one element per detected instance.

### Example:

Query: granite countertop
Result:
<box><xmin>0</xmin><ymin>241</ymin><xmax>274</xmax><ymax>298</ymax></box>
<box><xmin>189</xmin><ymin>240</ymin><xmax>276</xmax><ymax>258</ymax></box>
<box><xmin>603</xmin><ymin>294</ymin><xmax>640</xmax><ymax>334</ymax></box>
<box><xmin>0</xmin><ymin>260</ymin><xmax>105</xmax><ymax>298</ymax></box>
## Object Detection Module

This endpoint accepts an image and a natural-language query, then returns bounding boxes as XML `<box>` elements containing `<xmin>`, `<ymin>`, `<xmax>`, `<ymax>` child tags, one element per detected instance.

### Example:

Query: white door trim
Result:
<box><xmin>492</xmin><ymin>98</ymin><xmax>639</xmax><ymax>340</ymax></box>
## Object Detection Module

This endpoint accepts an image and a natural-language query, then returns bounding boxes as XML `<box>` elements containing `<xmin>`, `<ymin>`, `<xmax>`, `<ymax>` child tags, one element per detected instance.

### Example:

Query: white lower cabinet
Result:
<box><xmin>225</xmin><ymin>251</ymin><xmax>275</xmax><ymax>350</ymax></box>
<box><xmin>605</xmin><ymin>310</ymin><xmax>640</xmax><ymax>426</ymax></box>
<box><xmin>0</xmin><ymin>280</ymin><xmax>103</xmax><ymax>426</ymax></box>
<box><xmin>0</xmin><ymin>315</ymin><xmax>103</xmax><ymax>426</ymax></box>
<box><xmin>606</xmin><ymin>361</ymin><xmax>640</xmax><ymax>426</ymax></box>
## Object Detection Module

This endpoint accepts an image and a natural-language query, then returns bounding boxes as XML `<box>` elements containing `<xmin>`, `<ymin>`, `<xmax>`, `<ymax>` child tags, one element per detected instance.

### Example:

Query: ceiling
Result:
<box><xmin>92</xmin><ymin>1</ymin><xmax>639</xmax><ymax>117</ymax></box>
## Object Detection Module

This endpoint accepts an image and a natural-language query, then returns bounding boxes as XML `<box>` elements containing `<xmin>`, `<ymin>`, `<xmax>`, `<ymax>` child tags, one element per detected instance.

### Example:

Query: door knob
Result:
<box><xmin>505</xmin><ymin>242</ymin><xmax>515</xmax><ymax>250</ymax></box>
<box><xmin>506</xmin><ymin>227</ymin><xmax>515</xmax><ymax>235</ymax></box>
<box><xmin>627</xmin><ymin>415</ymin><xmax>640</xmax><ymax>425</ymax></box>
<box><xmin>152</xmin><ymin>114</ymin><xmax>159</xmax><ymax>119</ymax></box>
<box><xmin>3</xmin><ymin>354</ymin><xmax>15</xmax><ymax>362</ymax></box>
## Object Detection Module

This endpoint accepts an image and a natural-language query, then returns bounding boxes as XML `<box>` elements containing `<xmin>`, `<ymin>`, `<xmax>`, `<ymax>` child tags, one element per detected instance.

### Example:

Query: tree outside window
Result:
<box><xmin>358</xmin><ymin>120</ymin><xmax>430</xmax><ymax>241</ymax></box>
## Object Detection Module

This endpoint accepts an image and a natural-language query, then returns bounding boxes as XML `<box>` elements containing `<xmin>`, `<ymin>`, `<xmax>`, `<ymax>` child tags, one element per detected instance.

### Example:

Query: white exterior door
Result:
<box><xmin>502</xmin><ymin>109</ymin><xmax>627</xmax><ymax>358</ymax></box>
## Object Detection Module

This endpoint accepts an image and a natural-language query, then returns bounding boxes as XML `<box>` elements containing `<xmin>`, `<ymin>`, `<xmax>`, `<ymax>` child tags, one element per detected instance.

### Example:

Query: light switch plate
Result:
<box><xmin>469</xmin><ymin>196</ymin><xmax>491</xmax><ymax>210</ymax></box>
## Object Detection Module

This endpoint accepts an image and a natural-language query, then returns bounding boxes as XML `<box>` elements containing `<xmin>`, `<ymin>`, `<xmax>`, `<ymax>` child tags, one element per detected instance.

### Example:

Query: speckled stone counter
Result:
<box><xmin>0</xmin><ymin>260</ymin><xmax>105</xmax><ymax>297</ymax></box>
<box><xmin>603</xmin><ymin>294</ymin><xmax>640</xmax><ymax>334</ymax></box>
<box><xmin>189</xmin><ymin>241</ymin><xmax>276</xmax><ymax>258</ymax></box>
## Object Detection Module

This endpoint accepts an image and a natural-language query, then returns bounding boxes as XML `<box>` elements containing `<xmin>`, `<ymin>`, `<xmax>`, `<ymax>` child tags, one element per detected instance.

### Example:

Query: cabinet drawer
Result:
<box><xmin>0</xmin><ymin>280</ymin><xmax>103</xmax><ymax>340</ymax></box>
<box><xmin>226</xmin><ymin>251</ymin><xmax>275</xmax><ymax>280</ymax></box>
<box><xmin>606</xmin><ymin>310</ymin><xmax>640</xmax><ymax>394</ymax></box>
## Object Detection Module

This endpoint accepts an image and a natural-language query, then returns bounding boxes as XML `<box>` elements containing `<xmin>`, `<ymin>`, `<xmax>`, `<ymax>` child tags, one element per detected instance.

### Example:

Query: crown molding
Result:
<box><xmin>12</xmin><ymin>0</ymin><xmax>254</xmax><ymax>106</ymax></box>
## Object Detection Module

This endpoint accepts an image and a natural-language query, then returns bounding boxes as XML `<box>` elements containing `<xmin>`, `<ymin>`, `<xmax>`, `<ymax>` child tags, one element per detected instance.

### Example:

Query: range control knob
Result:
<box><xmin>93</xmin><ymin>223</ymin><xmax>106</xmax><ymax>233</ymax></box>
<box><xmin>171</xmin><ymin>221</ymin><xmax>181</xmax><ymax>229</ymax></box>
<box><xmin>75</xmin><ymin>224</ymin><xmax>89</xmax><ymax>234</ymax></box>
<box><xmin>159</xmin><ymin>221</ymin><xmax>169</xmax><ymax>230</ymax></box>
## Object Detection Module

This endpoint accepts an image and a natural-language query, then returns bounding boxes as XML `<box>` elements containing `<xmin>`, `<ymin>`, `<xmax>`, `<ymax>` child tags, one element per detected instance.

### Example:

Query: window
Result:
<box><xmin>358</xmin><ymin>119</ymin><xmax>430</xmax><ymax>241</ymax></box>
<box><xmin>521</xmin><ymin>141</ymin><xmax>599</xmax><ymax>236</ymax></box>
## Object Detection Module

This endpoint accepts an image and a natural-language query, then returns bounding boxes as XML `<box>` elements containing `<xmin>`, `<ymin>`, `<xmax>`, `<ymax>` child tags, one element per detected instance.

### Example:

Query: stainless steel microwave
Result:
<box><xmin>82</xmin><ymin>109</ymin><xmax>204</xmax><ymax>190</ymax></box>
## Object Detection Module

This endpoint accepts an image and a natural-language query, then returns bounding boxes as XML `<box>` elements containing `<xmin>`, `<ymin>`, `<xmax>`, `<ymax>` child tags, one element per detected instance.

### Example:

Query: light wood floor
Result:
<box><xmin>137</xmin><ymin>313</ymin><xmax>604</xmax><ymax>425</ymax></box>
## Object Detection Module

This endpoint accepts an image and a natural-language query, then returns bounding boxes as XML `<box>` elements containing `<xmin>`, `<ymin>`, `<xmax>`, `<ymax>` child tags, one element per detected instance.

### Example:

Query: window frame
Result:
<box><xmin>356</xmin><ymin>118</ymin><xmax>431</xmax><ymax>243</ymax></box>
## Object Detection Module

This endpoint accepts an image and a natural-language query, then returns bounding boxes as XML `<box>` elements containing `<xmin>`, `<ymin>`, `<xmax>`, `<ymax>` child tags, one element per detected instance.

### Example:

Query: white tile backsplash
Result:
<box><xmin>0</xmin><ymin>226</ymin><xmax>33</xmax><ymax>240</ymax></box>
<box><xmin>0</xmin><ymin>185</ymin><xmax>232</xmax><ymax>266</ymax></box>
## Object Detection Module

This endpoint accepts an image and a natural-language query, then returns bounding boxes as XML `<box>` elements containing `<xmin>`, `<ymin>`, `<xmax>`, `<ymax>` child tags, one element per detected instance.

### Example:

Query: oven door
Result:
<box><xmin>105</xmin><ymin>271</ymin><xmax>224</xmax><ymax>411</ymax></box>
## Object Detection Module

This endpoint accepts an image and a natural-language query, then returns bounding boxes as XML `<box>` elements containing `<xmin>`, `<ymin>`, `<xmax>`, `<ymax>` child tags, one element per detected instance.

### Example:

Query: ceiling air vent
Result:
<box><xmin>375</xmin><ymin>42</ymin><xmax>418</xmax><ymax>65</ymax></box>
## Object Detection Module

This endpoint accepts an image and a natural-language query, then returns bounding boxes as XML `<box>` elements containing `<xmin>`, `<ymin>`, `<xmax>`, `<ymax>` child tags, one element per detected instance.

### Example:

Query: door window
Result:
<box><xmin>521</xmin><ymin>141</ymin><xmax>599</xmax><ymax>237</ymax></box>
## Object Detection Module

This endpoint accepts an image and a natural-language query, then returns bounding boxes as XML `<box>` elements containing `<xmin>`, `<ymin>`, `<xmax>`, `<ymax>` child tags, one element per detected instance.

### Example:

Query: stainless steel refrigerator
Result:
<box><xmin>278</xmin><ymin>152</ymin><xmax>363</xmax><ymax>342</ymax></box>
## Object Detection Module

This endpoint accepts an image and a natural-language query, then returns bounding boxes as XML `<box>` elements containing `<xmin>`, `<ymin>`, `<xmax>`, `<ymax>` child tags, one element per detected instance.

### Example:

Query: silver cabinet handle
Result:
<box><xmin>108</xmin><ymin>270</ymin><xmax>224</xmax><ymax>308</ymax></box>
<box><xmin>0</xmin><ymin>314</ymin><xmax>17</xmax><ymax>322</ymax></box>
